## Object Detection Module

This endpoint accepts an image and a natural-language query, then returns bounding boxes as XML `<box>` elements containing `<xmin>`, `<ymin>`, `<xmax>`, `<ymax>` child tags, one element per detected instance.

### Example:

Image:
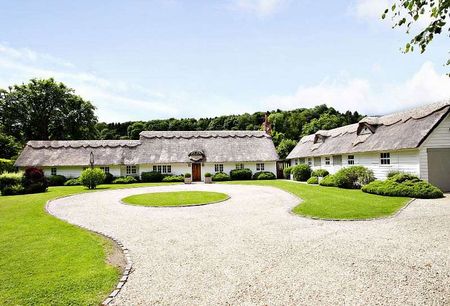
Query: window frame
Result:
<box><xmin>126</xmin><ymin>165</ymin><xmax>137</xmax><ymax>175</ymax></box>
<box><xmin>347</xmin><ymin>155</ymin><xmax>355</xmax><ymax>165</ymax></box>
<box><xmin>325</xmin><ymin>157</ymin><xmax>331</xmax><ymax>165</ymax></box>
<box><xmin>256</xmin><ymin>163</ymin><xmax>265</xmax><ymax>171</ymax></box>
<box><xmin>51</xmin><ymin>167</ymin><xmax>57</xmax><ymax>176</ymax></box>
<box><xmin>214</xmin><ymin>164</ymin><xmax>224</xmax><ymax>173</ymax></box>
<box><xmin>380</xmin><ymin>152</ymin><xmax>391</xmax><ymax>165</ymax></box>
<box><xmin>100</xmin><ymin>166</ymin><xmax>110</xmax><ymax>174</ymax></box>
<box><xmin>235</xmin><ymin>163</ymin><xmax>244</xmax><ymax>170</ymax></box>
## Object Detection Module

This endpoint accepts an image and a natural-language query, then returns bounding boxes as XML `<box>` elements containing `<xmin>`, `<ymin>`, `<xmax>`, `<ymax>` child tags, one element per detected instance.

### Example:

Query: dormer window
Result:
<box><xmin>357</xmin><ymin>122</ymin><xmax>377</xmax><ymax>136</ymax></box>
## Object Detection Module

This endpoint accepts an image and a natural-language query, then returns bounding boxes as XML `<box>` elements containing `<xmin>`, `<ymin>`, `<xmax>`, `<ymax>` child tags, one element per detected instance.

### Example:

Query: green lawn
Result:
<box><xmin>122</xmin><ymin>191</ymin><xmax>229</xmax><ymax>207</ymax></box>
<box><xmin>223</xmin><ymin>180</ymin><xmax>410</xmax><ymax>220</ymax></box>
<box><xmin>0</xmin><ymin>182</ymin><xmax>176</xmax><ymax>306</ymax></box>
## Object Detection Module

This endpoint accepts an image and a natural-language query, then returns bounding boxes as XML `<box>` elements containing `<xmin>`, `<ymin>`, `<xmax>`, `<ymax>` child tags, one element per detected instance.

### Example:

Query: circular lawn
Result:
<box><xmin>121</xmin><ymin>191</ymin><xmax>229</xmax><ymax>207</ymax></box>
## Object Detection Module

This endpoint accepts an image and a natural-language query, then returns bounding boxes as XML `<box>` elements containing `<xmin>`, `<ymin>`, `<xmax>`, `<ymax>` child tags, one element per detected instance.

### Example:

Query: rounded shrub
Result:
<box><xmin>48</xmin><ymin>175</ymin><xmax>67</xmax><ymax>186</ymax></box>
<box><xmin>1</xmin><ymin>184</ymin><xmax>25</xmax><ymax>196</ymax></box>
<box><xmin>319</xmin><ymin>174</ymin><xmax>338</xmax><ymax>187</ymax></box>
<box><xmin>333</xmin><ymin>166</ymin><xmax>375</xmax><ymax>189</ymax></box>
<box><xmin>184</xmin><ymin>173</ymin><xmax>191</xmax><ymax>178</ymax></box>
<box><xmin>311</xmin><ymin>169</ymin><xmax>329</xmax><ymax>177</ymax></box>
<box><xmin>104</xmin><ymin>172</ymin><xmax>115</xmax><ymax>184</ymax></box>
<box><xmin>291</xmin><ymin>164</ymin><xmax>312</xmax><ymax>182</ymax></box>
<box><xmin>362</xmin><ymin>176</ymin><xmax>443</xmax><ymax>199</ymax></box>
<box><xmin>253</xmin><ymin>171</ymin><xmax>276</xmax><ymax>180</ymax></box>
<box><xmin>141</xmin><ymin>171</ymin><xmax>163</xmax><ymax>183</ymax></box>
<box><xmin>79</xmin><ymin>168</ymin><xmax>106</xmax><ymax>189</ymax></box>
<box><xmin>23</xmin><ymin>167</ymin><xmax>48</xmax><ymax>194</ymax></box>
<box><xmin>283</xmin><ymin>166</ymin><xmax>293</xmax><ymax>179</ymax></box>
<box><xmin>204</xmin><ymin>172</ymin><xmax>212</xmax><ymax>177</ymax></box>
<box><xmin>162</xmin><ymin>175</ymin><xmax>184</xmax><ymax>182</ymax></box>
<box><xmin>112</xmin><ymin>176</ymin><xmax>137</xmax><ymax>184</ymax></box>
<box><xmin>64</xmin><ymin>178</ymin><xmax>81</xmax><ymax>186</ymax></box>
<box><xmin>307</xmin><ymin>176</ymin><xmax>319</xmax><ymax>184</ymax></box>
<box><xmin>212</xmin><ymin>172</ymin><xmax>230</xmax><ymax>181</ymax></box>
<box><xmin>230</xmin><ymin>168</ymin><xmax>252</xmax><ymax>180</ymax></box>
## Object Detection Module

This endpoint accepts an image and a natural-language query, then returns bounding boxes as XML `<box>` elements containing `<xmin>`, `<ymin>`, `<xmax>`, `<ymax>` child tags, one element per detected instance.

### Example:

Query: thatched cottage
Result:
<box><xmin>15</xmin><ymin>131</ymin><xmax>279</xmax><ymax>182</ymax></box>
<box><xmin>287</xmin><ymin>101</ymin><xmax>450</xmax><ymax>191</ymax></box>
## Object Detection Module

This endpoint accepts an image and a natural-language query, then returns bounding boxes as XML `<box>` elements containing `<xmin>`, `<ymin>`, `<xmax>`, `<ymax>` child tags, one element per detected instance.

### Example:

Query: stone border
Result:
<box><xmin>44</xmin><ymin>196</ymin><xmax>133</xmax><ymax>306</ymax></box>
<box><xmin>120</xmin><ymin>193</ymin><xmax>231</xmax><ymax>208</ymax></box>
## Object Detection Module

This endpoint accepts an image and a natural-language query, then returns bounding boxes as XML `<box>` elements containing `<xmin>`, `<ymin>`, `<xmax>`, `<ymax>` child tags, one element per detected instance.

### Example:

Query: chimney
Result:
<box><xmin>263</xmin><ymin>111</ymin><xmax>272</xmax><ymax>135</ymax></box>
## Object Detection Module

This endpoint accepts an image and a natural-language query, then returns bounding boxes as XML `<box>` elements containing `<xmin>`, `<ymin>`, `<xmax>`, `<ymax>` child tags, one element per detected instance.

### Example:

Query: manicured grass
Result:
<box><xmin>122</xmin><ymin>191</ymin><xmax>229</xmax><ymax>207</ymax></box>
<box><xmin>222</xmin><ymin>180</ymin><xmax>410</xmax><ymax>220</ymax></box>
<box><xmin>0</xmin><ymin>182</ymin><xmax>176</xmax><ymax>306</ymax></box>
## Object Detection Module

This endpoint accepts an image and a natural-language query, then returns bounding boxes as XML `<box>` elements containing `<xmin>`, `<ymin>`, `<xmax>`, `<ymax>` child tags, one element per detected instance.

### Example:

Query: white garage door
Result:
<box><xmin>427</xmin><ymin>148</ymin><xmax>450</xmax><ymax>192</ymax></box>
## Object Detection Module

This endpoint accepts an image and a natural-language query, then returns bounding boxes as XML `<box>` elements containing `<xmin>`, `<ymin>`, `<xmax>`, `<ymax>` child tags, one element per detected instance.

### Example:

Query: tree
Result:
<box><xmin>276</xmin><ymin>138</ymin><xmax>298</xmax><ymax>159</ymax></box>
<box><xmin>127</xmin><ymin>121</ymin><xmax>146</xmax><ymax>139</ymax></box>
<box><xmin>0</xmin><ymin>78</ymin><xmax>98</xmax><ymax>141</ymax></box>
<box><xmin>0</xmin><ymin>132</ymin><xmax>22</xmax><ymax>159</ymax></box>
<box><xmin>383</xmin><ymin>1</ymin><xmax>450</xmax><ymax>70</ymax></box>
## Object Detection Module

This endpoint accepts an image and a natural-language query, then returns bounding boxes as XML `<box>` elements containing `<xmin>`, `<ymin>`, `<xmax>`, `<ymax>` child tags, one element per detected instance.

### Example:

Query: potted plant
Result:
<box><xmin>184</xmin><ymin>173</ymin><xmax>192</xmax><ymax>184</ymax></box>
<box><xmin>204</xmin><ymin>172</ymin><xmax>212</xmax><ymax>184</ymax></box>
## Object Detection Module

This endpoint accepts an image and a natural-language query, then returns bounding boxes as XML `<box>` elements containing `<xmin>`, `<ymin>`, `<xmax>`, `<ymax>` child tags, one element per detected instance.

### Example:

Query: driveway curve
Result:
<box><xmin>48</xmin><ymin>184</ymin><xmax>450</xmax><ymax>305</ymax></box>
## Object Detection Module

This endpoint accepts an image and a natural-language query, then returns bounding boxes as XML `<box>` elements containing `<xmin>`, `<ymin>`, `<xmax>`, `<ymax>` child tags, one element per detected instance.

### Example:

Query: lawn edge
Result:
<box><xmin>120</xmin><ymin>193</ymin><xmax>231</xmax><ymax>208</ymax></box>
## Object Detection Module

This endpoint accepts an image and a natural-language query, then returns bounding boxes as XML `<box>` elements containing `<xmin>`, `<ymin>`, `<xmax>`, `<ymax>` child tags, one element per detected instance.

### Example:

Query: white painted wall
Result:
<box><xmin>290</xmin><ymin>150</ymin><xmax>420</xmax><ymax>180</ymax></box>
<box><xmin>418</xmin><ymin>113</ymin><xmax>450</xmax><ymax>181</ymax></box>
<box><xmin>43</xmin><ymin>165</ymin><xmax>122</xmax><ymax>178</ymax></box>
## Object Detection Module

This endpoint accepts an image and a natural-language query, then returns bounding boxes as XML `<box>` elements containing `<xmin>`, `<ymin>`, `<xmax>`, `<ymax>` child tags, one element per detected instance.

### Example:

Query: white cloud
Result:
<box><xmin>232</xmin><ymin>0</ymin><xmax>288</xmax><ymax>17</ymax></box>
<box><xmin>262</xmin><ymin>61</ymin><xmax>450</xmax><ymax>116</ymax></box>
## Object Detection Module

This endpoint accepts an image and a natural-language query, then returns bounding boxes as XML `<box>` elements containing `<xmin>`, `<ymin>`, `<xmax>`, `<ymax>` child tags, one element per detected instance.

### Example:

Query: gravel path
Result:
<box><xmin>48</xmin><ymin>184</ymin><xmax>450</xmax><ymax>305</ymax></box>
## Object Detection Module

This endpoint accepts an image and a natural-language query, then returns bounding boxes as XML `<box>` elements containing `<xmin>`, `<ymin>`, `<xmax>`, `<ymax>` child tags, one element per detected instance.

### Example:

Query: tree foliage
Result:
<box><xmin>0</xmin><ymin>78</ymin><xmax>98</xmax><ymax>141</ymax></box>
<box><xmin>383</xmin><ymin>0</ymin><xmax>450</xmax><ymax>69</ymax></box>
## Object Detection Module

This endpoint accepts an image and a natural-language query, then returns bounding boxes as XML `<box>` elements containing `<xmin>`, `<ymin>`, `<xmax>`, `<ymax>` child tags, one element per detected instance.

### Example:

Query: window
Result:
<box><xmin>347</xmin><ymin>155</ymin><xmax>355</xmax><ymax>165</ymax></box>
<box><xmin>380</xmin><ymin>152</ymin><xmax>390</xmax><ymax>165</ymax></box>
<box><xmin>314</xmin><ymin>157</ymin><xmax>321</xmax><ymax>166</ymax></box>
<box><xmin>325</xmin><ymin>157</ymin><xmax>331</xmax><ymax>165</ymax></box>
<box><xmin>256</xmin><ymin>163</ymin><xmax>265</xmax><ymax>171</ymax></box>
<box><xmin>332</xmin><ymin>155</ymin><xmax>342</xmax><ymax>166</ymax></box>
<box><xmin>235</xmin><ymin>163</ymin><xmax>244</xmax><ymax>170</ymax></box>
<box><xmin>307</xmin><ymin>158</ymin><xmax>312</xmax><ymax>166</ymax></box>
<box><xmin>100</xmin><ymin>166</ymin><xmax>110</xmax><ymax>174</ymax></box>
<box><xmin>214</xmin><ymin>164</ymin><xmax>224</xmax><ymax>172</ymax></box>
<box><xmin>299</xmin><ymin>158</ymin><xmax>305</xmax><ymax>164</ymax></box>
<box><xmin>153</xmin><ymin>165</ymin><xmax>171</xmax><ymax>174</ymax></box>
<box><xmin>126</xmin><ymin>165</ymin><xmax>137</xmax><ymax>175</ymax></box>
<box><xmin>294</xmin><ymin>159</ymin><xmax>298</xmax><ymax>165</ymax></box>
<box><xmin>51</xmin><ymin>167</ymin><xmax>57</xmax><ymax>176</ymax></box>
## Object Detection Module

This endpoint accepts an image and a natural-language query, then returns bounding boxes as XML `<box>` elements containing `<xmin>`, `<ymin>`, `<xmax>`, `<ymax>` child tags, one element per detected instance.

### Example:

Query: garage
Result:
<box><xmin>427</xmin><ymin>148</ymin><xmax>450</xmax><ymax>192</ymax></box>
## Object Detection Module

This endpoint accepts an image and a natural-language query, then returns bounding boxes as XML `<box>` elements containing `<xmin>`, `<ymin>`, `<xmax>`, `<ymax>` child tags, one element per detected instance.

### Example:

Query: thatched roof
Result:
<box><xmin>15</xmin><ymin>131</ymin><xmax>278</xmax><ymax>167</ymax></box>
<box><xmin>287</xmin><ymin>101</ymin><xmax>450</xmax><ymax>159</ymax></box>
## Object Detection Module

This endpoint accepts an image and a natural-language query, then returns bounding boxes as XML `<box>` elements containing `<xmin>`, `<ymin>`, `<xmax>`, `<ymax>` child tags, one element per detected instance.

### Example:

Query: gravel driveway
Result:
<box><xmin>47</xmin><ymin>184</ymin><xmax>450</xmax><ymax>305</ymax></box>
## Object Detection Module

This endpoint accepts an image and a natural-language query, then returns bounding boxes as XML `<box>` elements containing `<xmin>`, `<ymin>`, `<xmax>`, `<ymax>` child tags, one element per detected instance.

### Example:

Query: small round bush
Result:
<box><xmin>230</xmin><ymin>168</ymin><xmax>252</xmax><ymax>180</ymax></box>
<box><xmin>253</xmin><ymin>171</ymin><xmax>276</xmax><ymax>180</ymax></box>
<box><xmin>184</xmin><ymin>173</ymin><xmax>191</xmax><ymax>178</ymax></box>
<box><xmin>212</xmin><ymin>172</ymin><xmax>230</xmax><ymax>181</ymax></box>
<box><xmin>23</xmin><ymin>167</ymin><xmax>48</xmax><ymax>194</ymax></box>
<box><xmin>319</xmin><ymin>174</ymin><xmax>338</xmax><ymax>187</ymax></box>
<box><xmin>162</xmin><ymin>175</ymin><xmax>184</xmax><ymax>182</ymax></box>
<box><xmin>362</xmin><ymin>177</ymin><xmax>443</xmax><ymax>199</ymax></box>
<box><xmin>104</xmin><ymin>172</ymin><xmax>115</xmax><ymax>184</ymax></box>
<box><xmin>79</xmin><ymin>168</ymin><xmax>106</xmax><ymax>189</ymax></box>
<box><xmin>307</xmin><ymin>176</ymin><xmax>319</xmax><ymax>184</ymax></box>
<box><xmin>204</xmin><ymin>172</ymin><xmax>212</xmax><ymax>177</ymax></box>
<box><xmin>283</xmin><ymin>166</ymin><xmax>293</xmax><ymax>179</ymax></box>
<box><xmin>291</xmin><ymin>164</ymin><xmax>312</xmax><ymax>181</ymax></box>
<box><xmin>112</xmin><ymin>176</ymin><xmax>137</xmax><ymax>184</ymax></box>
<box><xmin>311</xmin><ymin>169</ymin><xmax>329</xmax><ymax>177</ymax></box>
<box><xmin>64</xmin><ymin>178</ymin><xmax>81</xmax><ymax>186</ymax></box>
<box><xmin>141</xmin><ymin>171</ymin><xmax>163</xmax><ymax>182</ymax></box>
<box><xmin>48</xmin><ymin>175</ymin><xmax>67</xmax><ymax>186</ymax></box>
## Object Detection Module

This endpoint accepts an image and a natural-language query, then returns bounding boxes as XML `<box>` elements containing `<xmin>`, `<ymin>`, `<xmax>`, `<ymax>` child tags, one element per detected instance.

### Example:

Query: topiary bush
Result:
<box><xmin>141</xmin><ymin>171</ymin><xmax>163</xmax><ymax>183</ymax></box>
<box><xmin>253</xmin><ymin>171</ymin><xmax>276</xmax><ymax>180</ymax></box>
<box><xmin>104</xmin><ymin>172</ymin><xmax>115</xmax><ymax>184</ymax></box>
<box><xmin>79</xmin><ymin>168</ymin><xmax>105</xmax><ymax>189</ymax></box>
<box><xmin>64</xmin><ymin>178</ymin><xmax>81</xmax><ymax>186</ymax></box>
<box><xmin>23</xmin><ymin>167</ymin><xmax>48</xmax><ymax>194</ymax></box>
<box><xmin>47</xmin><ymin>175</ymin><xmax>67</xmax><ymax>186</ymax></box>
<box><xmin>333</xmin><ymin>166</ymin><xmax>375</xmax><ymax>189</ymax></box>
<box><xmin>162</xmin><ymin>175</ymin><xmax>184</xmax><ymax>182</ymax></box>
<box><xmin>112</xmin><ymin>176</ymin><xmax>137</xmax><ymax>184</ymax></box>
<box><xmin>319</xmin><ymin>174</ymin><xmax>338</xmax><ymax>187</ymax></box>
<box><xmin>283</xmin><ymin>166</ymin><xmax>293</xmax><ymax>179</ymax></box>
<box><xmin>184</xmin><ymin>173</ymin><xmax>191</xmax><ymax>178</ymax></box>
<box><xmin>362</xmin><ymin>176</ymin><xmax>443</xmax><ymax>199</ymax></box>
<box><xmin>1</xmin><ymin>184</ymin><xmax>25</xmax><ymax>196</ymax></box>
<box><xmin>212</xmin><ymin>172</ymin><xmax>230</xmax><ymax>181</ymax></box>
<box><xmin>204</xmin><ymin>172</ymin><xmax>212</xmax><ymax>177</ymax></box>
<box><xmin>230</xmin><ymin>168</ymin><xmax>252</xmax><ymax>180</ymax></box>
<box><xmin>291</xmin><ymin>164</ymin><xmax>312</xmax><ymax>182</ymax></box>
<box><xmin>307</xmin><ymin>176</ymin><xmax>319</xmax><ymax>184</ymax></box>
<box><xmin>0</xmin><ymin>159</ymin><xmax>15</xmax><ymax>174</ymax></box>
<box><xmin>0</xmin><ymin>172</ymin><xmax>23</xmax><ymax>191</ymax></box>
<box><xmin>311</xmin><ymin>169</ymin><xmax>329</xmax><ymax>177</ymax></box>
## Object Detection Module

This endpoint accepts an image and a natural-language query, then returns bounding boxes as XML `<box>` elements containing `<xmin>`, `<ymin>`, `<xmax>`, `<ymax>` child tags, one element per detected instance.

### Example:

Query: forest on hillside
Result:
<box><xmin>0</xmin><ymin>79</ymin><xmax>363</xmax><ymax>159</ymax></box>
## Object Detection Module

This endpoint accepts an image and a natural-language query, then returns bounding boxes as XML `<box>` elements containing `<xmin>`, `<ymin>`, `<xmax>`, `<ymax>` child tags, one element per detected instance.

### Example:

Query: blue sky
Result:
<box><xmin>1</xmin><ymin>0</ymin><xmax>449</xmax><ymax>122</ymax></box>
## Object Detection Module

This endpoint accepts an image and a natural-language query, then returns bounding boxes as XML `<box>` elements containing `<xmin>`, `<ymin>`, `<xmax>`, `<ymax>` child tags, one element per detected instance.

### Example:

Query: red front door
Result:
<box><xmin>192</xmin><ymin>163</ymin><xmax>201</xmax><ymax>182</ymax></box>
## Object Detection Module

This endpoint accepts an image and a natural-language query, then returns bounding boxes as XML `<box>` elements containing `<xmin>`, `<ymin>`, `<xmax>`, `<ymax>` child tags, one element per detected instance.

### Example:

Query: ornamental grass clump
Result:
<box><xmin>362</xmin><ymin>173</ymin><xmax>443</xmax><ymax>199</ymax></box>
<box><xmin>79</xmin><ymin>168</ymin><xmax>105</xmax><ymax>189</ymax></box>
<box><xmin>291</xmin><ymin>164</ymin><xmax>312</xmax><ymax>181</ymax></box>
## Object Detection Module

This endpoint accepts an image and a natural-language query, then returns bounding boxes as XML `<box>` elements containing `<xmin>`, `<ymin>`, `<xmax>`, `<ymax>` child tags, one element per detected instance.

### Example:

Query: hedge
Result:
<box><xmin>162</xmin><ymin>175</ymin><xmax>184</xmax><ymax>182</ymax></box>
<box><xmin>253</xmin><ymin>171</ymin><xmax>276</xmax><ymax>180</ymax></box>
<box><xmin>0</xmin><ymin>172</ymin><xmax>23</xmax><ymax>190</ymax></box>
<box><xmin>230</xmin><ymin>168</ymin><xmax>252</xmax><ymax>180</ymax></box>
<box><xmin>0</xmin><ymin>159</ymin><xmax>15</xmax><ymax>174</ymax></box>
<box><xmin>362</xmin><ymin>173</ymin><xmax>443</xmax><ymax>199</ymax></box>
<box><xmin>212</xmin><ymin>172</ymin><xmax>230</xmax><ymax>181</ymax></box>
<box><xmin>291</xmin><ymin>164</ymin><xmax>311</xmax><ymax>181</ymax></box>
<box><xmin>307</xmin><ymin>176</ymin><xmax>319</xmax><ymax>184</ymax></box>
<box><xmin>112</xmin><ymin>176</ymin><xmax>137</xmax><ymax>184</ymax></box>
<box><xmin>141</xmin><ymin>171</ymin><xmax>164</xmax><ymax>182</ymax></box>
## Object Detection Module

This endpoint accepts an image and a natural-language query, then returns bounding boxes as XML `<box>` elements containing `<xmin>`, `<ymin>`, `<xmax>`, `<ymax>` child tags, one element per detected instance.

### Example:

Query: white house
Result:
<box><xmin>287</xmin><ymin>101</ymin><xmax>450</xmax><ymax>191</ymax></box>
<box><xmin>14</xmin><ymin>131</ymin><xmax>279</xmax><ymax>182</ymax></box>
